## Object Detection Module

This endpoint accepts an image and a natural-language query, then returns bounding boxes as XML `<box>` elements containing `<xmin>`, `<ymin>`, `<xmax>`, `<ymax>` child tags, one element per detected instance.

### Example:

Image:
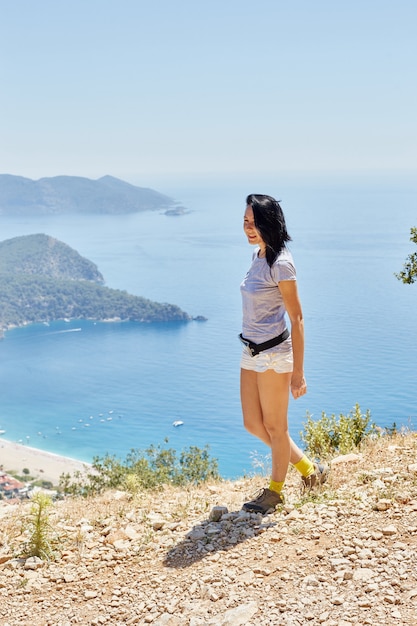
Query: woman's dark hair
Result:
<box><xmin>246</xmin><ymin>194</ymin><xmax>291</xmax><ymax>267</ymax></box>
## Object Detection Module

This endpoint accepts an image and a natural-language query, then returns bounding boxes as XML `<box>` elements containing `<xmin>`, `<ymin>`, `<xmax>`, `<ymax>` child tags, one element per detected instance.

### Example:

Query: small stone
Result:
<box><xmin>188</xmin><ymin>527</ymin><xmax>206</xmax><ymax>541</ymax></box>
<box><xmin>113</xmin><ymin>539</ymin><xmax>130</xmax><ymax>551</ymax></box>
<box><xmin>209</xmin><ymin>506</ymin><xmax>228</xmax><ymax>522</ymax></box>
<box><xmin>80</xmin><ymin>523</ymin><xmax>94</xmax><ymax>533</ymax></box>
<box><xmin>383</xmin><ymin>595</ymin><xmax>396</xmax><ymax>604</ymax></box>
<box><xmin>0</xmin><ymin>555</ymin><xmax>13</xmax><ymax>564</ymax></box>
<box><xmin>390</xmin><ymin>610</ymin><xmax>402</xmax><ymax>620</ymax></box>
<box><xmin>63</xmin><ymin>573</ymin><xmax>76</xmax><ymax>583</ymax></box>
<box><xmin>358</xmin><ymin>599</ymin><xmax>373</xmax><ymax>608</ymax></box>
<box><xmin>221</xmin><ymin>601</ymin><xmax>258</xmax><ymax>625</ymax></box>
<box><xmin>207</xmin><ymin>588</ymin><xmax>219</xmax><ymax>602</ymax></box>
<box><xmin>269</xmin><ymin>532</ymin><xmax>285</xmax><ymax>542</ymax></box>
<box><xmin>375</xmin><ymin>499</ymin><xmax>392</xmax><ymax>511</ymax></box>
<box><xmin>285</xmin><ymin>509</ymin><xmax>301</xmax><ymax>522</ymax></box>
<box><xmin>357</xmin><ymin>548</ymin><xmax>373</xmax><ymax>560</ymax></box>
<box><xmin>381</xmin><ymin>525</ymin><xmax>398</xmax><ymax>536</ymax></box>
<box><xmin>124</xmin><ymin>524</ymin><xmax>140</xmax><ymax>540</ymax></box>
<box><xmin>353</xmin><ymin>568</ymin><xmax>375</xmax><ymax>582</ymax></box>
<box><xmin>206</xmin><ymin>524</ymin><xmax>222</xmax><ymax>536</ymax></box>
<box><xmin>331</xmin><ymin>453</ymin><xmax>361</xmax><ymax>465</ymax></box>
<box><xmin>253</xmin><ymin>567</ymin><xmax>271</xmax><ymax>576</ymax></box>
<box><xmin>405</xmin><ymin>588</ymin><xmax>417</xmax><ymax>600</ymax></box>
<box><xmin>23</xmin><ymin>556</ymin><xmax>43</xmax><ymax>570</ymax></box>
<box><xmin>318</xmin><ymin>611</ymin><xmax>330</xmax><ymax>622</ymax></box>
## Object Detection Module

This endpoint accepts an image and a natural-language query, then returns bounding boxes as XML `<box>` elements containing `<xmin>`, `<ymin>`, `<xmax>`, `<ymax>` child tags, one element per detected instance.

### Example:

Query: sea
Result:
<box><xmin>0</xmin><ymin>172</ymin><xmax>416</xmax><ymax>479</ymax></box>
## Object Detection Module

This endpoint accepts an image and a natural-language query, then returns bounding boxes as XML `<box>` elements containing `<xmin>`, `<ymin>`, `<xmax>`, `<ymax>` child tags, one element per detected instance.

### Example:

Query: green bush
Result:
<box><xmin>32</xmin><ymin>480</ymin><xmax>54</xmax><ymax>490</ymax></box>
<box><xmin>59</xmin><ymin>442</ymin><xmax>220</xmax><ymax>497</ymax></box>
<box><xmin>300</xmin><ymin>403</ymin><xmax>376</xmax><ymax>460</ymax></box>
<box><xmin>395</xmin><ymin>226</ymin><xmax>417</xmax><ymax>284</ymax></box>
<box><xmin>178</xmin><ymin>446</ymin><xmax>220</xmax><ymax>485</ymax></box>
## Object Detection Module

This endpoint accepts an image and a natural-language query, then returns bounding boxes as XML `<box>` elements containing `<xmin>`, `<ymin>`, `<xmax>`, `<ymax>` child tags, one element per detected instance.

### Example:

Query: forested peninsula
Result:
<box><xmin>0</xmin><ymin>174</ymin><xmax>186</xmax><ymax>215</ymax></box>
<box><xmin>0</xmin><ymin>234</ymin><xmax>191</xmax><ymax>330</ymax></box>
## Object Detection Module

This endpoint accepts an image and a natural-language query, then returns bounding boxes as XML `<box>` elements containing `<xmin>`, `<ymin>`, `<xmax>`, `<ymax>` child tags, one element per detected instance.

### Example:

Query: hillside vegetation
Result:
<box><xmin>1</xmin><ymin>432</ymin><xmax>417</xmax><ymax>625</ymax></box>
<box><xmin>0</xmin><ymin>174</ymin><xmax>183</xmax><ymax>215</ymax></box>
<box><xmin>0</xmin><ymin>233</ymin><xmax>104</xmax><ymax>281</ymax></box>
<box><xmin>0</xmin><ymin>234</ymin><xmax>190</xmax><ymax>329</ymax></box>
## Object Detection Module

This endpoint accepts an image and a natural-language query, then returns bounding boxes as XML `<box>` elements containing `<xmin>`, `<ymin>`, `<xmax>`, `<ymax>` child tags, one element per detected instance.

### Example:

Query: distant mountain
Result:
<box><xmin>0</xmin><ymin>234</ymin><xmax>191</xmax><ymax>329</ymax></box>
<box><xmin>0</xmin><ymin>174</ymin><xmax>182</xmax><ymax>215</ymax></box>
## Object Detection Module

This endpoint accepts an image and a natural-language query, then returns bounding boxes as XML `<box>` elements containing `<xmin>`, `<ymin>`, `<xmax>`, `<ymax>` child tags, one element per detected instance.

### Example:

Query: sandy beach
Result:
<box><xmin>0</xmin><ymin>438</ymin><xmax>91</xmax><ymax>484</ymax></box>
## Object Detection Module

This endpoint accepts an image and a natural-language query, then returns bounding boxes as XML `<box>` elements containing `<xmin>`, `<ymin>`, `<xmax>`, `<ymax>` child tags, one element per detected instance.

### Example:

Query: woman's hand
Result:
<box><xmin>291</xmin><ymin>374</ymin><xmax>307</xmax><ymax>399</ymax></box>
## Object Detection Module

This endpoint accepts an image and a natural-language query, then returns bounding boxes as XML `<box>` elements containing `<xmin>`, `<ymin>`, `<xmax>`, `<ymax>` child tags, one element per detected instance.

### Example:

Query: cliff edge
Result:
<box><xmin>0</xmin><ymin>433</ymin><xmax>416</xmax><ymax>625</ymax></box>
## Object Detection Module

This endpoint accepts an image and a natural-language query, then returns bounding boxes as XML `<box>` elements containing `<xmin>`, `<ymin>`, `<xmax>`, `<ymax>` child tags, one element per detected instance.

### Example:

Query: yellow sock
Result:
<box><xmin>269</xmin><ymin>479</ymin><xmax>284</xmax><ymax>494</ymax></box>
<box><xmin>293</xmin><ymin>455</ymin><xmax>315</xmax><ymax>478</ymax></box>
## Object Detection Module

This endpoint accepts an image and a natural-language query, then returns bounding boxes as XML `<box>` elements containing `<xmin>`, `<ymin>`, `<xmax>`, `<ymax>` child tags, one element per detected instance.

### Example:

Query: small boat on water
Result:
<box><xmin>0</xmin><ymin>429</ymin><xmax>6</xmax><ymax>435</ymax></box>
<box><xmin>172</xmin><ymin>420</ymin><xmax>184</xmax><ymax>427</ymax></box>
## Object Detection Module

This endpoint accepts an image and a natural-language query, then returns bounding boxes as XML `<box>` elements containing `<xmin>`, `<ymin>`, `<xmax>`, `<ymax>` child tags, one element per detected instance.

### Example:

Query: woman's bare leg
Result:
<box><xmin>240</xmin><ymin>368</ymin><xmax>270</xmax><ymax>446</ymax></box>
<box><xmin>241</xmin><ymin>368</ymin><xmax>305</xmax><ymax>467</ymax></box>
<box><xmin>256</xmin><ymin>369</ymin><xmax>291</xmax><ymax>483</ymax></box>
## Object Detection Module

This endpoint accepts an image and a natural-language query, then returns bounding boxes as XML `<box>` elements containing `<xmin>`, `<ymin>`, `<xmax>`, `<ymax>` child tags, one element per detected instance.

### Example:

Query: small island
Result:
<box><xmin>0</xmin><ymin>234</ymin><xmax>193</xmax><ymax>330</ymax></box>
<box><xmin>164</xmin><ymin>206</ymin><xmax>190</xmax><ymax>216</ymax></box>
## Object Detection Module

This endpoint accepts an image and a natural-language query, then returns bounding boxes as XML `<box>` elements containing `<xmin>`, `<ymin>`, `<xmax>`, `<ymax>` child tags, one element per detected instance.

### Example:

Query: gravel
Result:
<box><xmin>1</xmin><ymin>434</ymin><xmax>417</xmax><ymax>625</ymax></box>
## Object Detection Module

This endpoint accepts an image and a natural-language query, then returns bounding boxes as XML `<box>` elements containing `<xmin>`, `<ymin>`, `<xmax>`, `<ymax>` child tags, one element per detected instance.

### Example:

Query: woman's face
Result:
<box><xmin>244</xmin><ymin>206</ymin><xmax>264</xmax><ymax>248</ymax></box>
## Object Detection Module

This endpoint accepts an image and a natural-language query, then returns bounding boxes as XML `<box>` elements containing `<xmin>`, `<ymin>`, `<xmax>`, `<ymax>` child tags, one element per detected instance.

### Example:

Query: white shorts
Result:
<box><xmin>240</xmin><ymin>346</ymin><xmax>294</xmax><ymax>373</ymax></box>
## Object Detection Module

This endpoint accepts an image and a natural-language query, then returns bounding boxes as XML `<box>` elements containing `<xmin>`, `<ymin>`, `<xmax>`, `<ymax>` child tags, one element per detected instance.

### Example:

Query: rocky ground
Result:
<box><xmin>1</xmin><ymin>433</ymin><xmax>417</xmax><ymax>626</ymax></box>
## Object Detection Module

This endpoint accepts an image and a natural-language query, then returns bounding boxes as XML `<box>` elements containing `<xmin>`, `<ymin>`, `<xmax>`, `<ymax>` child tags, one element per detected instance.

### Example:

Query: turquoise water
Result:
<box><xmin>0</xmin><ymin>175</ymin><xmax>416</xmax><ymax>477</ymax></box>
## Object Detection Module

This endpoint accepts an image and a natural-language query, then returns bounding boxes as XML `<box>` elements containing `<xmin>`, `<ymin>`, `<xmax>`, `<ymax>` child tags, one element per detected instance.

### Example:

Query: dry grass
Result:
<box><xmin>1</xmin><ymin>431</ymin><xmax>417</xmax><ymax>561</ymax></box>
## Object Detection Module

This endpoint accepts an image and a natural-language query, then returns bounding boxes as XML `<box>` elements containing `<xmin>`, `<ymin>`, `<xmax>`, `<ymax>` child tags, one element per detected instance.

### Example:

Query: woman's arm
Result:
<box><xmin>279</xmin><ymin>279</ymin><xmax>307</xmax><ymax>399</ymax></box>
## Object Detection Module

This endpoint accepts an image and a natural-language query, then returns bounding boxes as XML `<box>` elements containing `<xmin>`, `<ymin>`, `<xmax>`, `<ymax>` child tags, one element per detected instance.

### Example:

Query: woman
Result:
<box><xmin>240</xmin><ymin>194</ymin><xmax>328</xmax><ymax>514</ymax></box>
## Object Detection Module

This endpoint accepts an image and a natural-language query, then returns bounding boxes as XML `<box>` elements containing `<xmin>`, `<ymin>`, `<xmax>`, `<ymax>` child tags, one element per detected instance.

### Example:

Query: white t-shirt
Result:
<box><xmin>240</xmin><ymin>247</ymin><xmax>296</xmax><ymax>349</ymax></box>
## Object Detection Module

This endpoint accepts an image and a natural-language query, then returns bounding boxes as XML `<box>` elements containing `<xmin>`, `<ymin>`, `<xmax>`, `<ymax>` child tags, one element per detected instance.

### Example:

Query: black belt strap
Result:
<box><xmin>239</xmin><ymin>328</ymin><xmax>290</xmax><ymax>357</ymax></box>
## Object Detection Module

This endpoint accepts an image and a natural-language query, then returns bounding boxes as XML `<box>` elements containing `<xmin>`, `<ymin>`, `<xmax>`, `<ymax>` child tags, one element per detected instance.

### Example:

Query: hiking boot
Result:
<box><xmin>242</xmin><ymin>488</ymin><xmax>284</xmax><ymax>514</ymax></box>
<box><xmin>301</xmin><ymin>463</ymin><xmax>330</xmax><ymax>493</ymax></box>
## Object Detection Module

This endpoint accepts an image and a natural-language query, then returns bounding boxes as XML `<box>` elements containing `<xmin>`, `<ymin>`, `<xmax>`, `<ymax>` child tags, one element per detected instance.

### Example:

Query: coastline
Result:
<box><xmin>0</xmin><ymin>438</ymin><xmax>91</xmax><ymax>484</ymax></box>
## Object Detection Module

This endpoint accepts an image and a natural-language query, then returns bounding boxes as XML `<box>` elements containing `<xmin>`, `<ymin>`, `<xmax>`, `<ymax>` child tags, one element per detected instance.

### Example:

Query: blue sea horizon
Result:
<box><xmin>0</xmin><ymin>173</ymin><xmax>416</xmax><ymax>478</ymax></box>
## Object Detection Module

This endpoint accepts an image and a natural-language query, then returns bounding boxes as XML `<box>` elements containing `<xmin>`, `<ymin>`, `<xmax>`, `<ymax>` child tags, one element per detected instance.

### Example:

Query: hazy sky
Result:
<box><xmin>1</xmin><ymin>1</ymin><xmax>416</xmax><ymax>184</ymax></box>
